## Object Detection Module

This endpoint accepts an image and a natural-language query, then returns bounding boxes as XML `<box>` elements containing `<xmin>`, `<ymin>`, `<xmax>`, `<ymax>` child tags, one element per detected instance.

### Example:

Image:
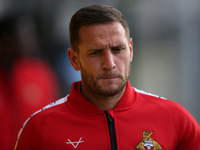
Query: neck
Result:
<box><xmin>81</xmin><ymin>83</ymin><xmax>126</xmax><ymax>111</ymax></box>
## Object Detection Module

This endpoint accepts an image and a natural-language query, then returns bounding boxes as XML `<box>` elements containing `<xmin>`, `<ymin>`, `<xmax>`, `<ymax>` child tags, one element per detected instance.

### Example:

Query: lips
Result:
<box><xmin>98</xmin><ymin>73</ymin><xmax>120</xmax><ymax>79</ymax></box>
<box><xmin>99</xmin><ymin>75</ymin><xmax>121</xmax><ymax>82</ymax></box>
<box><xmin>99</xmin><ymin>76</ymin><xmax>119</xmax><ymax>80</ymax></box>
<box><xmin>102</xmin><ymin>77</ymin><xmax>116</xmax><ymax>80</ymax></box>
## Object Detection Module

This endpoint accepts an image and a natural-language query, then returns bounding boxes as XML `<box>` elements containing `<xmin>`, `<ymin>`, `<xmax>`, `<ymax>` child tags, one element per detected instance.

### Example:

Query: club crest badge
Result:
<box><xmin>134</xmin><ymin>130</ymin><xmax>162</xmax><ymax>150</ymax></box>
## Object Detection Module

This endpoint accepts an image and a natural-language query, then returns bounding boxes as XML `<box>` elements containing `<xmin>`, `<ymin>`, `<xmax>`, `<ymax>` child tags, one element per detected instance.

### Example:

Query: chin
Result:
<box><xmin>96</xmin><ymin>82</ymin><xmax>126</xmax><ymax>96</ymax></box>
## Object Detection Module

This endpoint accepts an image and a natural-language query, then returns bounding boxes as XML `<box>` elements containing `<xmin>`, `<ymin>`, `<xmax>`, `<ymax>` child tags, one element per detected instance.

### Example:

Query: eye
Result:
<box><xmin>89</xmin><ymin>50</ymin><xmax>102</xmax><ymax>56</ymax></box>
<box><xmin>112</xmin><ymin>46</ymin><xmax>124</xmax><ymax>53</ymax></box>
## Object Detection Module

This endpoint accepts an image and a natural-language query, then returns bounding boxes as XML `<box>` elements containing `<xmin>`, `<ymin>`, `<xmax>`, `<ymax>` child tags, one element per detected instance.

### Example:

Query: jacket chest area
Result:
<box><xmin>40</xmin><ymin>112</ymin><xmax>175</xmax><ymax>150</ymax></box>
<box><xmin>41</xmin><ymin>113</ymin><xmax>109</xmax><ymax>149</ymax></box>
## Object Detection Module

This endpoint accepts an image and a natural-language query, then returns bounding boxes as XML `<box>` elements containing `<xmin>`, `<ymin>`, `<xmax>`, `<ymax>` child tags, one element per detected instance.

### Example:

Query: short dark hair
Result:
<box><xmin>69</xmin><ymin>5</ymin><xmax>130</xmax><ymax>52</ymax></box>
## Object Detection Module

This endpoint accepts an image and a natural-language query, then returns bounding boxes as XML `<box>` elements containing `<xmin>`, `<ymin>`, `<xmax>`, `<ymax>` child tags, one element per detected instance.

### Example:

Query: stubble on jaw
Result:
<box><xmin>79</xmin><ymin>61</ymin><xmax>131</xmax><ymax>98</ymax></box>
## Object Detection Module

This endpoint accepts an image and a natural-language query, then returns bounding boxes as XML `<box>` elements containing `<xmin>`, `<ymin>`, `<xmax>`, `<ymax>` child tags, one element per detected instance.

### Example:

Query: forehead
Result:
<box><xmin>78</xmin><ymin>22</ymin><xmax>127</xmax><ymax>49</ymax></box>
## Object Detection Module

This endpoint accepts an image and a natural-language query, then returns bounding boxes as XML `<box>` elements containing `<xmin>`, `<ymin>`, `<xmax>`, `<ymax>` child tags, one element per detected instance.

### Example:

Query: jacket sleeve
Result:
<box><xmin>165</xmin><ymin>101</ymin><xmax>200</xmax><ymax>149</ymax></box>
<box><xmin>14</xmin><ymin>114</ymin><xmax>43</xmax><ymax>150</ymax></box>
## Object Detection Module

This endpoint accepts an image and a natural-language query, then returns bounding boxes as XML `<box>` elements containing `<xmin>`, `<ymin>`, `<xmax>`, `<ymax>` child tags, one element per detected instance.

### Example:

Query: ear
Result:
<box><xmin>67</xmin><ymin>48</ymin><xmax>80</xmax><ymax>71</ymax></box>
<box><xmin>129</xmin><ymin>38</ymin><xmax>133</xmax><ymax>62</ymax></box>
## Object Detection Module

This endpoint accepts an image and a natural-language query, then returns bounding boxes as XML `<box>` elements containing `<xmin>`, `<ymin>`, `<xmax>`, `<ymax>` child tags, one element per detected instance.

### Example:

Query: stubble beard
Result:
<box><xmin>80</xmin><ymin>63</ymin><xmax>131</xmax><ymax>97</ymax></box>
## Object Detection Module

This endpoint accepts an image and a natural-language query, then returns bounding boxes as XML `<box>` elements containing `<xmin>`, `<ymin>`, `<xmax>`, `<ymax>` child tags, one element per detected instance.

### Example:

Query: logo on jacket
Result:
<box><xmin>66</xmin><ymin>137</ymin><xmax>84</xmax><ymax>148</ymax></box>
<box><xmin>134</xmin><ymin>130</ymin><xmax>162</xmax><ymax>150</ymax></box>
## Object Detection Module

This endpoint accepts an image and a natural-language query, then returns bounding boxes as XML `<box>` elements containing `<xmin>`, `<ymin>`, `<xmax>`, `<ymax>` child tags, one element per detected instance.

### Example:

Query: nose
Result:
<box><xmin>102</xmin><ymin>50</ymin><xmax>116</xmax><ymax>71</ymax></box>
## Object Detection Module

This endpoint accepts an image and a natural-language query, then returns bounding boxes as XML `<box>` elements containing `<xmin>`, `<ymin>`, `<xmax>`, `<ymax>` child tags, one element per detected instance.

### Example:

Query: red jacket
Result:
<box><xmin>15</xmin><ymin>81</ymin><xmax>200</xmax><ymax>150</ymax></box>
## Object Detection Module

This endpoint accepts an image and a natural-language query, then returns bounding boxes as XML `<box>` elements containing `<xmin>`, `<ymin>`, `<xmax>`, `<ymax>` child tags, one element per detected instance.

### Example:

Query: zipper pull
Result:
<box><xmin>105</xmin><ymin>111</ymin><xmax>113</xmax><ymax>122</ymax></box>
<box><xmin>107</xmin><ymin>114</ymin><xmax>113</xmax><ymax>122</ymax></box>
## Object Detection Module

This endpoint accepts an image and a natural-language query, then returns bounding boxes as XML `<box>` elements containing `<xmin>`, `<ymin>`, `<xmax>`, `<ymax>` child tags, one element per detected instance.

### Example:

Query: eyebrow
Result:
<box><xmin>89</xmin><ymin>44</ymin><xmax>126</xmax><ymax>51</ymax></box>
<box><xmin>112</xmin><ymin>44</ymin><xmax>126</xmax><ymax>48</ymax></box>
<box><xmin>89</xmin><ymin>48</ymin><xmax>103</xmax><ymax>52</ymax></box>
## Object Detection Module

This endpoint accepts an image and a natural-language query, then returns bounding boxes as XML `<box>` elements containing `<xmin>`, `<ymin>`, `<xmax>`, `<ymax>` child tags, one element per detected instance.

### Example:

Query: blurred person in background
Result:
<box><xmin>0</xmin><ymin>14</ymin><xmax>60</xmax><ymax>149</ymax></box>
<box><xmin>15</xmin><ymin>5</ymin><xmax>200</xmax><ymax>150</ymax></box>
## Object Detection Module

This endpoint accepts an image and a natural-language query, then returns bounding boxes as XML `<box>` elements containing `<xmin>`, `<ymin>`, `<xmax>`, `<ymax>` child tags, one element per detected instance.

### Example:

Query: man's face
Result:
<box><xmin>76</xmin><ymin>22</ymin><xmax>133</xmax><ymax>96</ymax></box>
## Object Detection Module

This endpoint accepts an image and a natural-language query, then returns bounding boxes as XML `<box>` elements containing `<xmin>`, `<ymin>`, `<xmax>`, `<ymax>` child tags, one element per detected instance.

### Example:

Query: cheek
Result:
<box><xmin>116</xmin><ymin>55</ymin><xmax>130</xmax><ymax>69</ymax></box>
<box><xmin>117</xmin><ymin>60</ymin><xmax>130</xmax><ymax>77</ymax></box>
<box><xmin>80</xmin><ymin>58</ymin><xmax>100</xmax><ymax>74</ymax></box>
<box><xmin>116</xmin><ymin>61</ymin><xmax>126</xmax><ymax>73</ymax></box>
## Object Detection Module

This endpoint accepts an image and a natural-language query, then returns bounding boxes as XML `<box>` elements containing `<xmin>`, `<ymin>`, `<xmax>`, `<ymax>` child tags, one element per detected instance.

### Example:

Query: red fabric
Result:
<box><xmin>15</xmin><ymin>81</ymin><xmax>200</xmax><ymax>150</ymax></box>
<box><xmin>0</xmin><ymin>57</ymin><xmax>60</xmax><ymax>150</ymax></box>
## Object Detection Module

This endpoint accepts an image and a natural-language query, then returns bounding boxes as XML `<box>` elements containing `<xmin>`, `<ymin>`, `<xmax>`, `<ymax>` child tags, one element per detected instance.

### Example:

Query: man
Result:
<box><xmin>15</xmin><ymin>5</ymin><xmax>200</xmax><ymax>150</ymax></box>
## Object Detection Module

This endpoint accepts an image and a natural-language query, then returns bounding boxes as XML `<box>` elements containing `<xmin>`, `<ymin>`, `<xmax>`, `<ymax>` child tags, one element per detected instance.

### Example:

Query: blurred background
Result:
<box><xmin>0</xmin><ymin>0</ymin><xmax>199</xmax><ymax>149</ymax></box>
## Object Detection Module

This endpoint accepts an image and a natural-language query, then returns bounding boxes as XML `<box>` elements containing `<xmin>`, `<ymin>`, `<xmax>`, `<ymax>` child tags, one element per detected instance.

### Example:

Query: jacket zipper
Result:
<box><xmin>105</xmin><ymin>111</ymin><xmax>117</xmax><ymax>150</ymax></box>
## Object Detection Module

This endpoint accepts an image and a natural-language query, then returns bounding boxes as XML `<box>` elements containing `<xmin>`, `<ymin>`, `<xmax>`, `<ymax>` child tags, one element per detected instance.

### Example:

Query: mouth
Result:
<box><xmin>97</xmin><ymin>73</ymin><xmax>121</xmax><ymax>82</ymax></box>
<box><xmin>100</xmin><ymin>76</ymin><xmax>119</xmax><ymax>81</ymax></box>
<box><xmin>102</xmin><ymin>77</ymin><xmax>116</xmax><ymax>80</ymax></box>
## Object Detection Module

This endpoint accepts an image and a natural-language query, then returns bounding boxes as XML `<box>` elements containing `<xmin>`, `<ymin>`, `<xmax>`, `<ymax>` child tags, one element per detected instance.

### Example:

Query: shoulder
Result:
<box><xmin>15</xmin><ymin>97</ymin><xmax>68</xmax><ymax>149</ymax></box>
<box><xmin>134</xmin><ymin>87</ymin><xmax>187</xmax><ymax>114</ymax></box>
<box><xmin>23</xmin><ymin>96</ymin><xmax>68</xmax><ymax>127</ymax></box>
<box><xmin>133</xmin><ymin>87</ymin><xmax>200</xmax><ymax>148</ymax></box>
<box><xmin>133</xmin><ymin>87</ymin><xmax>199</xmax><ymax>130</ymax></box>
